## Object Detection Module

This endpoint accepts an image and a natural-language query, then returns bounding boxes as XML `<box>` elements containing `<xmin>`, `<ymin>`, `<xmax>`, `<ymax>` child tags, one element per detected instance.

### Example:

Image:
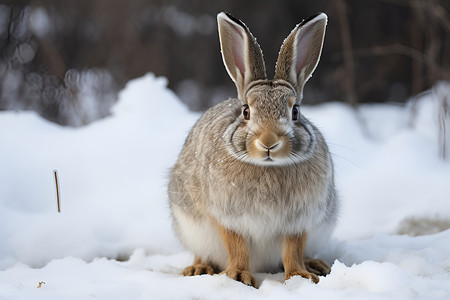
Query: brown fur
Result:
<box><xmin>282</xmin><ymin>233</ymin><xmax>319</xmax><ymax>283</ymax></box>
<box><xmin>216</xmin><ymin>221</ymin><xmax>258</xmax><ymax>288</ymax></box>
<box><xmin>246</xmin><ymin>123</ymin><xmax>294</xmax><ymax>161</ymax></box>
<box><xmin>304</xmin><ymin>258</ymin><xmax>331</xmax><ymax>276</ymax></box>
<box><xmin>181</xmin><ymin>256</ymin><xmax>216</xmax><ymax>276</ymax></box>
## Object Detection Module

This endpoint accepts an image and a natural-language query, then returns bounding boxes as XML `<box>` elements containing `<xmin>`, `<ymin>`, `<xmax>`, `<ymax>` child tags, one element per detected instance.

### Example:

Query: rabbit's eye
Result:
<box><xmin>292</xmin><ymin>105</ymin><xmax>299</xmax><ymax>121</ymax></box>
<box><xmin>243</xmin><ymin>105</ymin><xmax>250</xmax><ymax>120</ymax></box>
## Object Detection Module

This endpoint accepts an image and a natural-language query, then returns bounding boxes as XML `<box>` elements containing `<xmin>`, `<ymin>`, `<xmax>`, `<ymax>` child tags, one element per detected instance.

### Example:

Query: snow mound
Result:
<box><xmin>0</xmin><ymin>73</ymin><xmax>197</xmax><ymax>269</ymax></box>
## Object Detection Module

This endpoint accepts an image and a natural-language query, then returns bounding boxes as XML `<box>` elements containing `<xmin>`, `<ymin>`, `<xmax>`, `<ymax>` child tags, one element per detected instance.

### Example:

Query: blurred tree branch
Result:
<box><xmin>436</xmin><ymin>82</ymin><xmax>450</xmax><ymax>160</ymax></box>
<box><xmin>350</xmin><ymin>44</ymin><xmax>423</xmax><ymax>63</ymax></box>
<box><xmin>334</xmin><ymin>0</ymin><xmax>357</xmax><ymax>107</ymax></box>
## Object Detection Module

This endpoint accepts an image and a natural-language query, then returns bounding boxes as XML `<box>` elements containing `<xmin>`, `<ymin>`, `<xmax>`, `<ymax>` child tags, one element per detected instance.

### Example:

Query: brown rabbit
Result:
<box><xmin>168</xmin><ymin>12</ymin><xmax>338</xmax><ymax>288</ymax></box>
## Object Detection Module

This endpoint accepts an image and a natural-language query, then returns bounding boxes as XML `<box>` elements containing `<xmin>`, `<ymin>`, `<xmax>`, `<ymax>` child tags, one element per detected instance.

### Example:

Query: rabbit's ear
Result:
<box><xmin>275</xmin><ymin>13</ymin><xmax>327</xmax><ymax>100</ymax></box>
<box><xmin>217</xmin><ymin>12</ymin><xmax>267</xmax><ymax>101</ymax></box>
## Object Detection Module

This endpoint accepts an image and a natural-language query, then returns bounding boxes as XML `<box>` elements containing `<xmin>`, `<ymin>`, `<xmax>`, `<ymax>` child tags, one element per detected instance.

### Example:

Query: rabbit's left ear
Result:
<box><xmin>275</xmin><ymin>13</ymin><xmax>327</xmax><ymax>100</ymax></box>
<box><xmin>217</xmin><ymin>12</ymin><xmax>267</xmax><ymax>101</ymax></box>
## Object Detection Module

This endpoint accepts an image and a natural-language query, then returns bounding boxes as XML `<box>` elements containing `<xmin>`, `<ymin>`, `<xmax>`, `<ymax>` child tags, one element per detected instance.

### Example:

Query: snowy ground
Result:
<box><xmin>1</xmin><ymin>74</ymin><xmax>449</xmax><ymax>299</ymax></box>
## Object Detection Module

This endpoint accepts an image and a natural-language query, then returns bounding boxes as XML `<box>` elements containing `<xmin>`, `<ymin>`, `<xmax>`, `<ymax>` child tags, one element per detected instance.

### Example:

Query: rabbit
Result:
<box><xmin>168</xmin><ymin>12</ymin><xmax>338</xmax><ymax>288</ymax></box>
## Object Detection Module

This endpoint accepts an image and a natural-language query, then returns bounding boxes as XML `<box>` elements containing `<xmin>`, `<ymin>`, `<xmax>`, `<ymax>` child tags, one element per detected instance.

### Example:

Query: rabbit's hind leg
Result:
<box><xmin>304</xmin><ymin>258</ymin><xmax>331</xmax><ymax>276</ymax></box>
<box><xmin>181</xmin><ymin>256</ymin><xmax>216</xmax><ymax>276</ymax></box>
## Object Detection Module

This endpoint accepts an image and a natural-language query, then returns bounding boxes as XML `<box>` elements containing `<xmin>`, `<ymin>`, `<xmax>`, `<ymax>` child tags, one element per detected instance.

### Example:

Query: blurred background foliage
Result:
<box><xmin>0</xmin><ymin>0</ymin><xmax>449</xmax><ymax>126</ymax></box>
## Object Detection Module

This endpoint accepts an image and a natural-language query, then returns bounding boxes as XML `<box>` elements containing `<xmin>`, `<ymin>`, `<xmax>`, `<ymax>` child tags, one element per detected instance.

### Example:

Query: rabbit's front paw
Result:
<box><xmin>223</xmin><ymin>269</ymin><xmax>258</xmax><ymax>288</ymax></box>
<box><xmin>305</xmin><ymin>258</ymin><xmax>331</xmax><ymax>276</ymax></box>
<box><xmin>182</xmin><ymin>263</ymin><xmax>215</xmax><ymax>276</ymax></box>
<box><xmin>285</xmin><ymin>269</ymin><xmax>319</xmax><ymax>284</ymax></box>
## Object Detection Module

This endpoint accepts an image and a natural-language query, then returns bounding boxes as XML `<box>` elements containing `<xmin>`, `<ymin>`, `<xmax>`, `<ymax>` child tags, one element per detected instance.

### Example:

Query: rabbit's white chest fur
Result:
<box><xmin>208</xmin><ymin>162</ymin><xmax>333</xmax><ymax>241</ymax></box>
<box><xmin>215</xmin><ymin>190</ymin><xmax>329</xmax><ymax>242</ymax></box>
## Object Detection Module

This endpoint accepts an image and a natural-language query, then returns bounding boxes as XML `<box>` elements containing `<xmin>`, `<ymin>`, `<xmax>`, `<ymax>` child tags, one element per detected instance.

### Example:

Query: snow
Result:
<box><xmin>1</xmin><ymin>73</ymin><xmax>450</xmax><ymax>299</ymax></box>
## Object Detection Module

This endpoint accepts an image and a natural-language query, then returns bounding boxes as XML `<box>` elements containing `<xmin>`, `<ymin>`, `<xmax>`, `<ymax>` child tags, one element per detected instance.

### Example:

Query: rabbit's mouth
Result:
<box><xmin>264</xmin><ymin>148</ymin><xmax>277</xmax><ymax>162</ymax></box>
<box><xmin>264</xmin><ymin>156</ymin><xmax>274</xmax><ymax>162</ymax></box>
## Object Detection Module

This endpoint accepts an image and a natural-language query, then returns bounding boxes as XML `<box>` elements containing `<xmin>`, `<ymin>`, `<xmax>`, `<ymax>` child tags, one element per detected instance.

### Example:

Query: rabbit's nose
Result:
<box><xmin>256</xmin><ymin>132</ymin><xmax>282</xmax><ymax>151</ymax></box>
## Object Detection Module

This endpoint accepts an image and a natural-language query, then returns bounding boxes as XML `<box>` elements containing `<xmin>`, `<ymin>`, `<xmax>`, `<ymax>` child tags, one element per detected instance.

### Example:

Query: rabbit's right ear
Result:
<box><xmin>217</xmin><ymin>12</ymin><xmax>267</xmax><ymax>101</ymax></box>
<box><xmin>275</xmin><ymin>13</ymin><xmax>327</xmax><ymax>101</ymax></box>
